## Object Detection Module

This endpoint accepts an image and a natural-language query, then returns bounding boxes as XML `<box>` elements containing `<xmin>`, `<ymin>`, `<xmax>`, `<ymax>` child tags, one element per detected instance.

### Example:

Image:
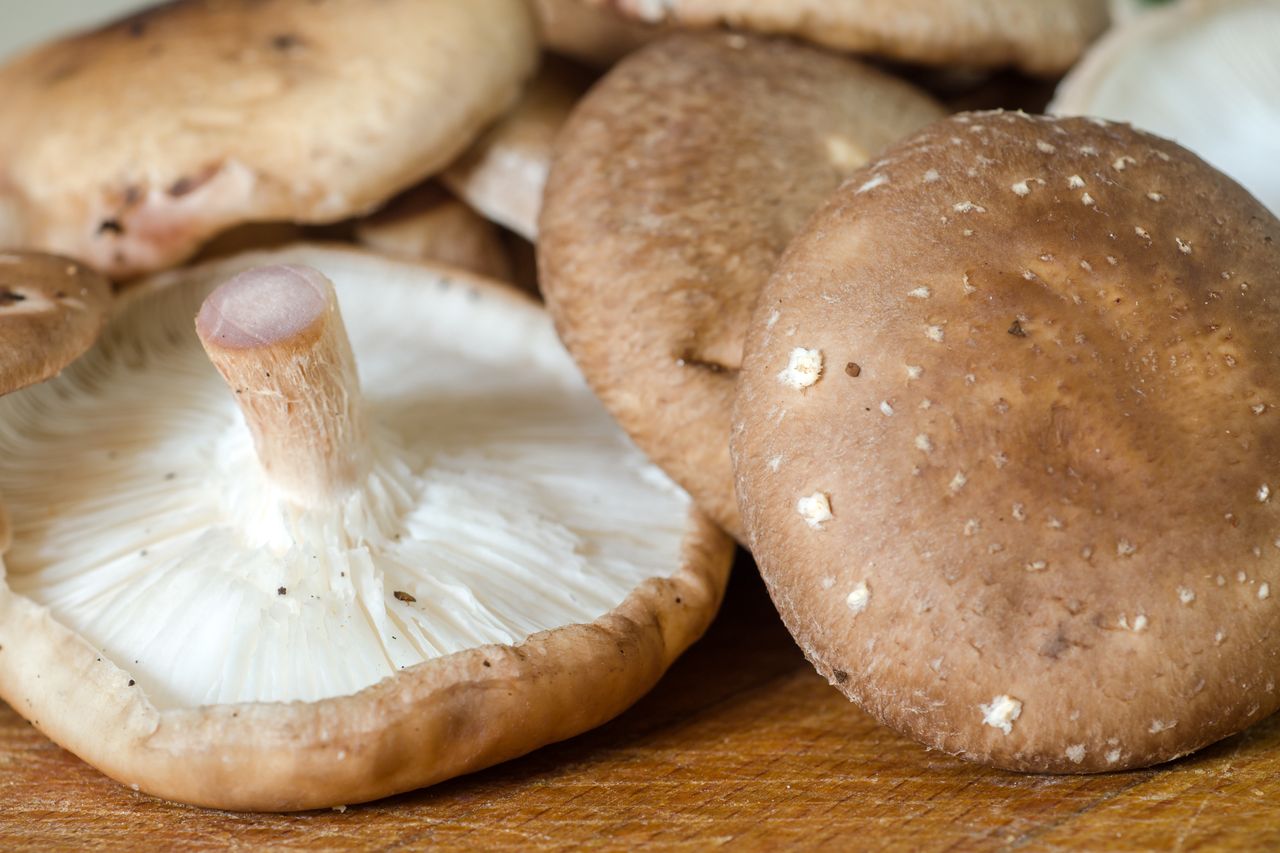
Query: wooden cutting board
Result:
<box><xmin>1</xmin><ymin>557</ymin><xmax>1277</xmax><ymax>850</ymax></box>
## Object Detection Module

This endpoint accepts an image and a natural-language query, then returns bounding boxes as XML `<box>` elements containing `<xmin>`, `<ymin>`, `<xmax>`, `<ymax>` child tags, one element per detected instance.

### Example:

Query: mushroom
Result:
<box><xmin>731</xmin><ymin>111</ymin><xmax>1280</xmax><ymax>772</ymax></box>
<box><xmin>443</xmin><ymin>58</ymin><xmax>590</xmax><ymax>241</ymax></box>
<box><xmin>355</xmin><ymin>184</ymin><xmax>514</xmax><ymax>283</ymax></box>
<box><xmin>1050</xmin><ymin>0</ymin><xmax>1280</xmax><ymax>215</ymax></box>
<box><xmin>530</xmin><ymin>0</ymin><xmax>665</xmax><ymax>66</ymax></box>
<box><xmin>0</xmin><ymin>245</ymin><xmax>731</xmax><ymax>810</ymax></box>
<box><xmin>538</xmin><ymin>32</ymin><xmax>944</xmax><ymax>539</ymax></box>
<box><xmin>578</xmin><ymin>0</ymin><xmax>1110</xmax><ymax>75</ymax></box>
<box><xmin>0</xmin><ymin>251</ymin><xmax>112</xmax><ymax>396</ymax></box>
<box><xmin>0</xmin><ymin>0</ymin><xmax>539</xmax><ymax>278</ymax></box>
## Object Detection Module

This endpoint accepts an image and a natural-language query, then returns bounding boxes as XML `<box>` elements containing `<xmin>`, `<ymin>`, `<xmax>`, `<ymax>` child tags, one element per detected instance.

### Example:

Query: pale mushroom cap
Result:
<box><xmin>0</xmin><ymin>251</ymin><xmax>112</xmax><ymax>395</ymax></box>
<box><xmin>732</xmin><ymin>112</ymin><xmax>1280</xmax><ymax>773</ymax></box>
<box><xmin>530</xmin><ymin>0</ymin><xmax>665</xmax><ymax>65</ymax></box>
<box><xmin>539</xmin><ymin>32</ymin><xmax>945</xmax><ymax>539</ymax></box>
<box><xmin>581</xmin><ymin>0</ymin><xmax>1110</xmax><ymax>75</ymax></box>
<box><xmin>0</xmin><ymin>0</ymin><xmax>539</xmax><ymax>278</ymax></box>
<box><xmin>355</xmin><ymin>183</ymin><xmax>514</xmax><ymax>282</ymax></box>
<box><xmin>1050</xmin><ymin>0</ymin><xmax>1280</xmax><ymax>216</ymax></box>
<box><xmin>0</xmin><ymin>245</ymin><xmax>732</xmax><ymax>809</ymax></box>
<box><xmin>443</xmin><ymin>59</ymin><xmax>590</xmax><ymax>241</ymax></box>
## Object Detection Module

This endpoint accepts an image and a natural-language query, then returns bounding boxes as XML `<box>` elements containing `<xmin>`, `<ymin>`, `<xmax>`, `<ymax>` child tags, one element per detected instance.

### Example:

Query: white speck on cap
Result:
<box><xmin>1106</xmin><ymin>749</ymin><xmax>1122</xmax><ymax>763</ymax></box>
<box><xmin>846</xmin><ymin>582</ymin><xmax>870</xmax><ymax>615</ymax></box>
<box><xmin>1147</xmin><ymin>192</ymin><xmax>1164</xmax><ymax>202</ymax></box>
<box><xmin>1132</xmin><ymin>614</ymin><xmax>1149</xmax><ymax>632</ymax></box>
<box><xmin>797</xmin><ymin>492</ymin><xmax>833</xmax><ymax>529</ymax></box>
<box><xmin>980</xmin><ymin>695</ymin><xmax>1022</xmax><ymax>734</ymax></box>
<box><xmin>856</xmin><ymin>172</ymin><xmax>889</xmax><ymax>194</ymax></box>
<box><xmin>1239</xmin><ymin>571</ymin><xmax>1249</xmax><ymax>583</ymax></box>
<box><xmin>769</xmin><ymin>455</ymin><xmax>783</xmax><ymax>473</ymax></box>
<box><xmin>1113</xmin><ymin>155</ymin><xmax>1135</xmax><ymax>171</ymax></box>
<box><xmin>1178</xmin><ymin>587</ymin><xmax>1196</xmax><ymax>605</ymax></box>
<box><xmin>963</xmin><ymin>519</ymin><xmax>981</xmax><ymax>536</ymax></box>
<box><xmin>1025</xmin><ymin>560</ymin><xmax>1047</xmax><ymax>572</ymax></box>
<box><xmin>908</xmin><ymin>286</ymin><xmax>931</xmax><ymax>299</ymax></box>
<box><xmin>1081</xmin><ymin>193</ymin><xmax>1095</xmax><ymax>207</ymax></box>
<box><xmin>1037</xmin><ymin>141</ymin><xmax>1056</xmax><ymax>154</ymax></box>
<box><xmin>1259</xmin><ymin>484</ymin><xmax>1271</xmax><ymax>502</ymax></box>
<box><xmin>1067</xmin><ymin>175</ymin><xmax>1086</xmax><ymax>189</ymax></box>
<box><xmin>778</xmin><ymin>348</ymin><xmax>823</xmax><ymax>389</ymax></box>
<box><xmin>879</xmin><ymin>401</ymin><xmax>895</xmax><ymax>416</ymax></box>
<box><xmin>1135</xmin><ymin>226</ymin><xmax>1151</xmax><ymax>240</ymax></box>
<box><xmin>1253</xmin><ymin>403</ymin><xmax>1267</xmax><ymax>415</ymax></box>
<box><xmin>953</xmin><ymin>201</ymin><xmax>986</xmax><ymax>214</ymax></box>
<box><xmin>1117</xmin><ymin>539</ymin><xmax>1137</xmax><ymax>557</ymax></box>
<box><xmin>949</xmin><ymin>472</ymin><xmax>968</xmax><ymax>493</ymax></box>
<box><xmin>1012</xmin><ymin>503</ymin><xmax>1027</xmax><ymax>522</ymax></box>
<box><xmin>923</xmin><ymin>169</ymin><xmax>940</xmax><ymax>183</ymax></box>
<box><xmin>1215</xmin><ymin>629</ymin><xmax>1227</xmax><ymax>645</ymax></box>
<box><xmin>962</xmin><ymin>274</ymin><xmax>976</xmax><ymax>294</ymax></box>
<box><xmin>915</xmin><ymin>434</ymin><xmax>934</xmax><ymax>452</ymax></box>
<box><xmin>926</xmin><ymin>325</ymin><xmax>945</xmax><ymax>342</ymax></box>
<box><xmin>1149</xmin><ymin>720</ymin><xmax>1177</xmax><ymax>734</ymax></box>
<box><xmin>1011</xmin><ymin>181</ymin><xmax>1031</xmax><ymax>197</ymax></box>
<box><xmin>1065</xmin><ymin>745</ymin><xmax>1086</xmax><ymax>764</ymax></box>
<box><xmin>906</xmin><ymin>365</ymin><xmax>923</xmax><ymax>379</ymax></box>
<box><xmin>766</xmin><ymin>309</ymin><xmax>780</xmax><ymax>329</ymax></box>
<box><xmin>1260</xmin><ymin>583</ymin><xmax>1271</xmax><ymax>601</ymax></box>
<box><xmin>1176</xmin><ymin>238</ymin><xmax>1193</xmax><ymax>255</ymax></box>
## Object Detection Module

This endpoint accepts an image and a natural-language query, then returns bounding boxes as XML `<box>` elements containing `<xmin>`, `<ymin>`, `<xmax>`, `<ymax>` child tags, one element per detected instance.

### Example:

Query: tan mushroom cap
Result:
<box><xmin>0</xmin><ymin>245</ymin><xmax>732</xmax><ymax>810</ymax></box>
<box><xmin>582</xmin><ymin>0</ymin><xmax>1110</xmax><ymax>75</ymax></box>
<box><xmin>539</xmin><ymin>32</ymin><xmax>945</xmax><ymax>539</ymax></box>
<box><xmin>530</xmin><ymin>0</ymin><xmax>665</xmax><ymax>65</ymax></box>
<box><xmin>355</xmin><ymin>183</ymin><xmax>514</xmax><ymax>282</ymax></box>
<box><xmin>732</xmin><ymin>112</ymin><xmax>1280</xmax><ymax>773</ymax></box>
<box><xmin>0</xmin><ymin>251</ymin><xmax>112</xmax><ymax>395</ymax></box>
<box><xmin>443</xmin><ymin>59</ymin><xmax>590</xmax><ymax>242</ymax></box>
<box><xmin>0</xmin><ymin>0</ymin><xmax>538</xmax><ymax>278</ymax></box>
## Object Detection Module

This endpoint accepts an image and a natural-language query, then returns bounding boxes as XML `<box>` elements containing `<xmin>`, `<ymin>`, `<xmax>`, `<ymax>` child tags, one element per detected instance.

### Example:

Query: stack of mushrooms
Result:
<box><xmin>0</xmin><ymin>0</ymin><xmax>1275</xmax><ymax>812</ymax></box>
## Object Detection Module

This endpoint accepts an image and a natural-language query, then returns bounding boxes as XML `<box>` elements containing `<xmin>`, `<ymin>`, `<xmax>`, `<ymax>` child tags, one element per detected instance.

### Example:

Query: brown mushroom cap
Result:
<box><xmin>539</xmin><ymin>32</ymin><xmax>945</xmax><ymax>539</ymax></box>
<box><xmin>0</xmin><ymin>251</ymin><xmax>112</xmax><ymax>395</ymax></box>
<box><xmin>731</xmin><ymin>111</ymin><xmax>1280</xmax><ymax>773</ymax></box>
<box><xmin>581</xmin><ymin>0</ymin><xmax>1110</xmax><ymax>75</ymax></box>
<box><xmin>443</xmin><ymin>58</ymin><xmax>590</xmax><ymax>242</ymax></box>
<box><xmin>355</xmin><ymin>183</ymin><xmax>514</xmax><ymax>283</ymax></box>
<box><xmin>0</xmin><ymin>0</ymin><xmax>538</xmax><ymax>278</ymax></box>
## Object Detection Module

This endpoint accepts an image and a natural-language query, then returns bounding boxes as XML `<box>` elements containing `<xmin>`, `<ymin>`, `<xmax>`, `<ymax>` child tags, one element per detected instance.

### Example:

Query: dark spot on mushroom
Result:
<box><xmin>128</xmin><ymin>680</ymin><xmax>136</xmax><ymax>687</ymax></box>
<box><xmin>168</xmin><ymin>176</ymin><xmax>198</xmax><ymax>197</ymax></box>
<box><xmin>271</xmin><ymin>33</ymin><xmax>303</xmax><ymax>51</ymax></box>
<box><xmin>393</xmin><ymin>590</ymin><xmax>416</xmax><ymax>603</ymax></box>
<box><xmin>676</xmin><ymin>351</ymin><xmax>728</xmax><ymax>374</ymax></box>
<box><xmin>139</xmin><ymin>550</ymin><xmax>148</xmax><ymax>557</ymax></box>
<box><xmin>54</xmin><ymin>291</ymin><xmax>67</xmax><ymax>300</ymax></box>
<box><xmin>483</xmin><ymin>660</ymin><xmax>492</xmax><ymax>668</ymax></box>
<box><xmin>845</xmin><ymin>362</ymin><xmax>861</xmax><ymax>377</ymax></box>
<box><xmin>675</xmin><ymin>596</ymin><xmax>682</xmax><ymax>604</ymax></box>
<box><xmin>123</xmin><ymin>186</ymin><xmax>142</xmax><ymax>206</ymax></box>
<box><xmin>97</xmin><ymin>219</ymin><xmax>125</xmax><ymax>236</ymax></box>
<box><xmin>164</xmin><ymin>472</ymin><xmax>176</xmax><ymax>481</ymax></box>
<box><xmin>1008</xmin><ymin>319</ymin><xmax>1027</xmax><ymax>338</ymax></box>
<box><xmin>277</xmin><ymin>586</ymin><xmax>287</xmax><ymax>596</ymax></box>
<box><xmin>833</xmin><ymin>670</ymin><xmax>849</xmax><ymax>684</ymax></box>
<box><xmin>128</xmin><ymin>20</ymin><xmax>147</xmax><ymax>38</ymax></box>
<box><xmin>0</xmin><ymin>289</ymin><xmax>27</xmax><ymax>307</ymax></box>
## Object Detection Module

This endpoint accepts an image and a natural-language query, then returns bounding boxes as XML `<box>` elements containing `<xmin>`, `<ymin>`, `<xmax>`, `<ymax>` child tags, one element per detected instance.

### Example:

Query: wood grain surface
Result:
<box><xmin>1</xmin><ymin>554</ymin><xmax>1277</xmax><ymax>850</ymax></box>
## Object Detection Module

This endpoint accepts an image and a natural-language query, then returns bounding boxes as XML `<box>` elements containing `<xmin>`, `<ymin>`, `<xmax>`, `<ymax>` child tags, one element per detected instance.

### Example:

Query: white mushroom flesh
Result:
<box><xmin>0</xmin><ymin>247</ymin><xmax>691</xmax><ymax>709</ymax></box>
<box><xmin>1051</xmin><ymin>1</ymin><xmax>1280</xmax><ymax>214</ymax></box>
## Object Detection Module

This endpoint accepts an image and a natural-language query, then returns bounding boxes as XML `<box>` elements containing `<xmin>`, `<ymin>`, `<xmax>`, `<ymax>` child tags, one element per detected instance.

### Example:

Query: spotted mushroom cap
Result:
<box><xmin>731</xmin><ymin>111</ymin><xmax>1280</xmax><ymax>772</ymax></box>
<box><xmin>581</xmin><ymin>0</ymin><xmax>1110</xmax><ymax>76</ymax></box>
<box><xmin>0</xmin><ymin>251</ymin><xmax>112</xmax><ymax>396</ymax></box>
<box><xmin>539</xmin><ymin>31</ymin><xmax>945</xmax><ymax>539</ymax></box>
<box><xmin>0</xmin><ymin>0</ymin><xmax>538</xmax><ymax>278</ymax></box>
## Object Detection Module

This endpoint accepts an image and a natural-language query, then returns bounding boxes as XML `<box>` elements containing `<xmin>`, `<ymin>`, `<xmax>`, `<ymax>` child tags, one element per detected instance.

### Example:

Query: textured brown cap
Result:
<box><xmin>732</xmin><ymin>111</ymin><xmax>1280</xmax><ymax>772</ymax></box>
<box><xmin>583</xmin><ymin>0</ymin><xmax>1109</xmax><ymax>75</ymax></box>
<box><xmin>356</xmin><ymin>183</ymin><xmax>514</xmax><ymax>282</ymax></box>
<box><xmin>0</xmin><ymin>251</ymin><xmax>111</xmax><ymax>395</ymax></box>
<box><xmin>443</xmin><ymin>59</ymin><xmax>590</xmax><ymax>242</ymax></box>
<box><xmin>539</xmin><ymin>32</ymin><xmax>944</xmax><ymax>539</ymax></box>
<box><xmin>0</xmin><ymin>0</ymin><xmax>538</xmax><ymax>278</ymax></box>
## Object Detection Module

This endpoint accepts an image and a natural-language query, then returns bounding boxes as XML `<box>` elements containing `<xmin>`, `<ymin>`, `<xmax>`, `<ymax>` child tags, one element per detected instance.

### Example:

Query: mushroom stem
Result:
<box><xmin>196</xmin><ymin>264</ymin><xmax>369</xmax><ymax>504</ymax></box>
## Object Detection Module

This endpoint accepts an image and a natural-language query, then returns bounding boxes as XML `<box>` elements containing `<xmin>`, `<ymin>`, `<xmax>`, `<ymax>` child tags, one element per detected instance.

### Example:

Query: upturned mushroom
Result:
<box><xmin>578</xmin><ymin>0</ymin><xmax>1110</xmax><ymax>75</ymax></box>
<box><xmin>0</xmin><ymin>0</ymin><xmax>538</xmax><ymax>278</ymax></box>
<box><xmin>732</xmin><ymin>111</ymin><xmax>1280</xmax><ymax>772</ymax></box>
<box><xmin>0</xmin><ymin>245</ymin><xmax>731</xmax><ymax>810</ymax></box>
<box><xmin>1050</xmin><ymin>0</ymin><xmax>1280</xmax><ymax>215</ymax></box>
<box><xmin>539</xmin><ymin>32</ymin><xmax>944</xmax><ymax>539</ymax></box>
